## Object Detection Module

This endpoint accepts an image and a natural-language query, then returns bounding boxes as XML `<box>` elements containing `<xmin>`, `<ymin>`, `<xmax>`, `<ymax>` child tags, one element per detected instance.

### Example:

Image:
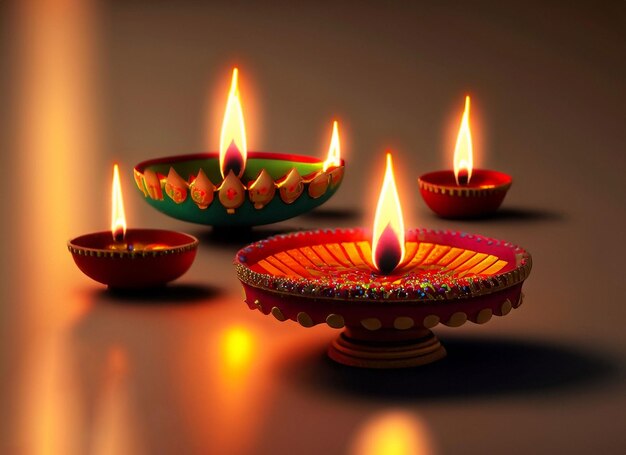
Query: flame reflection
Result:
<box><xmin>220</xmin><ymin>325</ymin><xmax>254</xmax><ymax>373</ymax></box>
<box><xmin>89</xmin><ymin>346</ymin><xmax>140</xmax><ymax>455</ymax></box>
<box><xmin>212</xmin><ymin>324</ymin><xmax>264</xmax><ymax>454</ymax></box>
<box><xmin>349</xmin><ymin>410</ymin><xmax>435</xmax><ymax>455</ymax></box>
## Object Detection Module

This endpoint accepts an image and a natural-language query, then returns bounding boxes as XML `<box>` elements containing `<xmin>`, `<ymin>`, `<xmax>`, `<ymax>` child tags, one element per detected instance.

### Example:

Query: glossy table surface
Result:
<box><xmin>1</xmin><ymin>2</ymin><xmax>625</xmax><ymax>454</ymax></box>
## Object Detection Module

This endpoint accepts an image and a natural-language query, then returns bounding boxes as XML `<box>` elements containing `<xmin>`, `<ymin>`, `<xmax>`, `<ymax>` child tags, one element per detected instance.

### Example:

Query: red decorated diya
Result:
<box><xmin>235</xmin><ymin>228</ymin><xmax>531</xmax><ymax>368</ymax></box>
<box><xmin>68</xmin><ymin>165</ymin><xmax>198</xmax><ymax>289</ymax></box>
<box><xmin>418</xmin><ymin>96</ymin><xmax>512</xmax><ymax>218</ymax></box>
<box><xmin>69</xmin><ymin>229</ymin><xmax>198</xmax><ymax>289</ymax></box>
<box><xmin>418</xmin><ymin>169</ymin><xmax>512</xmax><ymax>218</ymax></box>
<box><xmin>235</xmin><ymin>154</ymin><xmax>532</xmax><ymax>368</ymax></box>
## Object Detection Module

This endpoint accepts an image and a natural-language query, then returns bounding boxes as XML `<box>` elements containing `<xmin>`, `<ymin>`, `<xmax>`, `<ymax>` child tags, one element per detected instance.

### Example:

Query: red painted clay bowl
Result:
<box><xmin>235</xmin><ymin>227</ymin><xmax>531</xmax><ymax>368</ymax></box>
<box><xmin>68</xmin><ymin>229</ymin><xmax>198</xmax><ymax>289</ymax></box>
<box><xmin>418</xmin><ymin>169</ymin><xmax>512</xmax><ymax>218</ymax></box>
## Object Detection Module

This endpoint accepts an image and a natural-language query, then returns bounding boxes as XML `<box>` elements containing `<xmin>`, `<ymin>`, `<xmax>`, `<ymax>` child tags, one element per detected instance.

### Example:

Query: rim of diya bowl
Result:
<box><xmin>133</xmin><ymin>151</ymin><xmax>345</xmax><ymax>227</ymax></box>
<box><xmin>68</xmin><ymin>229</ymin><xmax>199</xmax><ymax>288</ymax></box>
<box><xmin>418</xmin><ymin>169</ymin><xmax>512</xmax><ymax>218</ymax></box>
<box><xmin>68</xmin><ymin>228</ymin><xmax>199</xmax><ymax>258</ymax></box>
<box><xmin>418</xmin><ymin>169</ymin><xmax>512</xmax><ymax>196</ymax></box>
<box><xmin>234</xmin><ymin>227</ymin><xmax>531</xmax><ymax>309</ymax></box>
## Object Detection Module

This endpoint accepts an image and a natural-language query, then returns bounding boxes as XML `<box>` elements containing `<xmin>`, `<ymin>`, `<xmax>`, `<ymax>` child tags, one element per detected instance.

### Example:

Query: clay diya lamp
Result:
<box><xmin>418</xmin><ymin>96</ymin><xmax>512</xmax><ymax>218</ymax></box>
<box><xmin>134</xmin><ymin>68</ymin><xmax>345</xmax><ymax>227</ymax></box>
<box><xmin>68</xmin><ymin>165</ymin><xmax>198</xmax><ymax>289</ymax></box>
<box><xmin>235</xmin><ymin>154</ymin><xmax>531</xmax><ymax>368</ymax></box>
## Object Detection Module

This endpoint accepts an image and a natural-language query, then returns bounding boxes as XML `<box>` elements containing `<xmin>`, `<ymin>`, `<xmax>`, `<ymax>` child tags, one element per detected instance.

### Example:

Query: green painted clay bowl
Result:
<box><xmin>134</xmin><ymin>152</ymin><xmax>345</xmax><ymax>227</ymax></box>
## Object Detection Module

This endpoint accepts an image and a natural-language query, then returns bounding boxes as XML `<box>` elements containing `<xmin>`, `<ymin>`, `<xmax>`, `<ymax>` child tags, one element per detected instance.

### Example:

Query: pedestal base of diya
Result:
<box><xmin>68</xmin><ymin>229</ymin><xmax>198</xmax><ymax>289</ymax></box>
<box><xmin>235</xmin><ymin>228</ymin><xmax>531</xmax><ymax>368</ymax></box>
<box><xmin>329</xmin><ymin>327</ymin><xmax>446</xmax><ymax>368</ymax></box>
<box><xmin>418</xmin><ymin>170</ymin><xmax>512</xmax><ymax>219</ymax></box>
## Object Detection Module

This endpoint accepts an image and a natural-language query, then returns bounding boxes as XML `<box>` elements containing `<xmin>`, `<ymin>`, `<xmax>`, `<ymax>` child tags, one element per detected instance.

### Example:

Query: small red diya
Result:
<box><xmin>68</xmin><ymin>229</ymin><xmax>198</xmax><ymax>289</ymax></box>
<box><xmin>418</xmin><ymin>96</ymin><xmax>512</xmax><ymax>218</ymax></box>
<box><xmin>235</xmin><ymin>227</ymin><xmax>531</xmax><ymax>368</ymax></box>
<box><xmin>235</xmin><ymin>154</ymin><xmax>531</xmax><ymax>368</ymax></box>
<box><xmin>68</xmin><ymin>165</ymin><xmax>198</xmax><ymax>289</ymax></box>
<box><xmin>418</xmin><ymin>169</ymin><xmax>512</xmax><ymax>218</ymax></box>
<box><xmin>134</xmin><ymin>68</ymin><xmax>345</xmax><ymax>227</ymax></box>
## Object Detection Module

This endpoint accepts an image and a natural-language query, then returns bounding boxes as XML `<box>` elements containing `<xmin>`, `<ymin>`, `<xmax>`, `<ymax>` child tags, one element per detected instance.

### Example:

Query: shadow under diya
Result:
<box><xmin>134</xmin><ymin>152</ymin><xmax>344</xmax><ymax>227</ymax></box>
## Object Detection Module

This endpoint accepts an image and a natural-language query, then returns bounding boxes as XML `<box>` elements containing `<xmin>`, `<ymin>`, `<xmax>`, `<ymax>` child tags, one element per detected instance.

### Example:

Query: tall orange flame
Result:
<box><xmin>219</xmin><ymin>68</ymin><xmax>247</xmax><ymax>178</ymax></box>
<box><xmin>111</xmin><ymin>164</ymin><xmax>127</xmax><ymax>242</ymax></box>
<box><xmin>453</xmin><ymin>95</ymin><xmax>473</xmax><ymax>185</ymax></box>
<box><xmin>323</xmin><ymin>120</ymin><xmax>341</xmax><ymax>171</ymax></box>
<box><xmin>372</xmin><ymin>153</ymin><xmax>405</xmax><ymax>275</ymax></box>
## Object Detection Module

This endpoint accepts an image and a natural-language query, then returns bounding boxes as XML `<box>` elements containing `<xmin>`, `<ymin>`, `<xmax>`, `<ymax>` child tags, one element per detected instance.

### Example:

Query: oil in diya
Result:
<box><xmin>235</xmin><ymin>153</ymin><xmax>531</xmax><ymax>368</ymax></box>
<box><xmin>68</xmin><ymin>164</ymin><xmax>198</xmax><ymax>289</ymax></box>
<box><xmin>133</xmin><ymin>68</ymin><xmax>345</xmax><ymax>227</ymax></box>
<box><xmin>418</xmin><ymin>96</ymin><xmax>512</xmax><ymax>218</ymax></box>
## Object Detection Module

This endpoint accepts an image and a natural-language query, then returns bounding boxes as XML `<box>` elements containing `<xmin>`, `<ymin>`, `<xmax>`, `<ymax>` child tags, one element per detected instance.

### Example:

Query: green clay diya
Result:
<box><xmin>133</xmin><ymin>68</ymin><xmax>345</xmax><ymax>227</ymax></box>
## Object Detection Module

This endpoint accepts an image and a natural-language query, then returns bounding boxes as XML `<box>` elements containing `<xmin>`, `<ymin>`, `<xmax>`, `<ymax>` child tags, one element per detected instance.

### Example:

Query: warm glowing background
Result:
<box><xmin>1</xmin><ymin>2</ymin><xmax>625</xmax><ymax>454</ymax></box>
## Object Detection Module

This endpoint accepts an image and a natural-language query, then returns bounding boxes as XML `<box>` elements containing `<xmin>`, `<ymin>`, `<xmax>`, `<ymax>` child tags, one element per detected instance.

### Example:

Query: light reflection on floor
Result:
<box><xmin>348</xmin><ymin>410</ymin><xmax>435</xmax><ymax>455</ymax></box>
<box><xmin>8</xmin><ymin>0</ymin><xmax>100</xmax><ymax>453</ymax></box>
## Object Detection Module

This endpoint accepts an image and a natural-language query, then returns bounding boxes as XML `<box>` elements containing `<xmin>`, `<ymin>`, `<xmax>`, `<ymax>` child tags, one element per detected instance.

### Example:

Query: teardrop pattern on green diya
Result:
<box><xmin>134</xmin><ymin>152</ymin><xmax>344</xmax><ymax>226</ymax></box>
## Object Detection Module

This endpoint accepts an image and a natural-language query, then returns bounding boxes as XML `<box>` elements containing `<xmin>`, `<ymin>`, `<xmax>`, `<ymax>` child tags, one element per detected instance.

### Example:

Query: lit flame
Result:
<box><xmin>372</xmin><ymin>153</ymin><xmax>405</xmax><ymax>275</ymax></box>
<box><xmin>111</xmin><ymin>164</ymin><xmax>127</xmax><ymax>242</ymax></box>
<box><xmin>453</xmin><ymin>95</ymin><xmax>473</xmax><ymax>185</ymax></box>
<box><xmin>219</xmin><ymin>68</ymin><xmax>247</xmax><ymax>178</ymax></box>
<box><xmin>323</xmin><ymin>120</ymin><xmax>341</xmax><ymax>171</ymax></box>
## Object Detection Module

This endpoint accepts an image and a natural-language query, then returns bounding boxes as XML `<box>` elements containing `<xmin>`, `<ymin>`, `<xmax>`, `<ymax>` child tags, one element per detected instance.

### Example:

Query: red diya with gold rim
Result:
<box><xmin>235</xmin><ymin>154</ymin><xmax>532</xmax><ymax>368</ymax></box>
<box><xmin>418</xmin><ymin>169</ymin><xmax>512</xmax><ymax>218</ymax></box>
<box><xmin>418</xmin><ymin>96</ymin><xmax>512</xmax><ymax>218</ymax></box>
<box><xmin>69</xmin><ymin>229</ymin><xmax>198</xmax><ymax>289</ymax></box>
<box><xmin>68</xmin><ymin>165</ymin><xmax>198</xmax><ymax>289</ymax></box>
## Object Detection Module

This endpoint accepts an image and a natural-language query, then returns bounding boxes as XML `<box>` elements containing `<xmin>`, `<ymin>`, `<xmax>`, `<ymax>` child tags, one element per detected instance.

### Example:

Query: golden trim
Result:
<box><xmin>500</xmin><ymin>299</ymin><xmax>513</xmax><ymax>315</ymax></box>
<box><xmin>235</xmin><ymin>229</ymin><xmax>532</xmax><ymax>303</ymax></box>
<box><xmin>394</xmin><ymin>317</ymin><xmax>415</xmax><ymax>330</ymax></box>
<box><xmin>326</xmin><ymin>314</ymin><xmax>345</xmax><ymax>329</ymax></box>
<box><xmin>67</xmin><ymin>239</ymin><xmax>198</xmax><ymax>259</ymax></box>
<box><xmin>271</xmin><ymin>307</ymin><xmax>286</xmax><ymax>321</ymax></box>
<box><xmin>297</xmin><ymin>312</ymin><xmax>314</xmax><ymax>327</ymax></box>
<box><xmin>423</xmin><ymin>315</ymin><xmax>440</xmax><ymax>328</ymax></box>
<box><xmin>361</xmin><ymin>318</ymin><xmax>382</xmax><ymax>331</ymax></box>
<box><xmin>418</xmin><ymin>177</ymin><xmax>511</xmax><ymax>197</ymax></box>
<box><xmin>444</xmin><ymin>312</ymin><xmax>467</xmax><ymax>327</ymax></box>
<box><xmin>475</xmin><ymin>308</ymin><xmax>493</xmax><ymax>324</ymax></box>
